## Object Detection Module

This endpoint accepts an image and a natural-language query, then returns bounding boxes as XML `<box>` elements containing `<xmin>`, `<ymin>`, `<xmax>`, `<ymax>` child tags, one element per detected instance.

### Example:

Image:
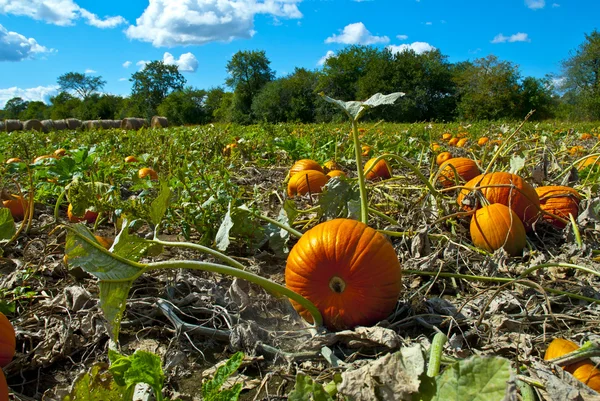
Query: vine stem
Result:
<box><xmin>427</xmin><ymin>332</ymin><xmax>448</xmax><ymax>377</ymax></box>
<box><xmin>146</xmin><ymin>260</ymin><xmax>323</xmax><ymax>328</ymax></box>
<box><xmin>351</xmin><ymin>119</ymin><xmax>370</xmax><ymax>225</ymax></box>
<box><xmin>238</xmin><ymin>206</ymin><xmax>303</xmax><ymax>239</ymax></box>
<box><xmin>518</xmin><ymin>262</ymin><xmax>600</xmax><ymax>280</ymax></box>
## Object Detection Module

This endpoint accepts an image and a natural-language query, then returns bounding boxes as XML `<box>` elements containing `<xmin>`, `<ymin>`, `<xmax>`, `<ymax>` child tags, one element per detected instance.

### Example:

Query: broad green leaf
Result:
<box><xmin>288</xmin><ymin>374</ymin><xmax>333</xmax><ymax>401</ymax></box>
<box><xmin>509</xmin><ymin>155</ymin><xmax>526</xmax><ymax>174</ymax></box>
<box><xmin>63</xmin><ymin>363</ymin><xmax>126</xmax><ymax>401</ymax></box>
<box><xmin>67</xmin><ymin>178</ymin><xmax>111</xmax><ymax>216</ymax></box>
<box><xmin>149</xmin><ymin>180</ymin><xmax>171</xmax><ymax>226</ymax></box>
<box><xmin>216</xmin><ymin>204</ymin><xmax>234</xmax><ymax>251</ymax></box>
<box><xmin>0</xmin><ymin>208</ymin><xmax>16</xmax><ymax>241</ymax></box>
<box><xmin>320</xmin><ymin>92</ymin><xmax>404</xmax><ymax>121</ymax></box>
<box><xmin>99</xmin><ymin>281</ymin><xmax>133</xmax><ymax>342</ymax></box>
<box><xmin>202</xmin><ymin>352</ymin><xmax>244</xmax><ymax>400</ymax></box>
<box><xmin>282</xmin><ymin>199</ymin><xmax>299</xmax><ymax>224</ymax></box>
<box><xmin>112</xmin><ymin>219</ymin><xmax>163</xmax><ymax>262</ymax></box>
<box><xmin>319</xmin><ymin>178</ymin><xmax>360</xmax><ymax>219</ymax></box>
<box><xmin>108</xmin><ymin>349</ymin><xmax>165</xmax><ymax>399</ymax></box>
<box><xmin>265</xmin><ymin>207</ymin><xmax>290</xmax><ymax>256</ymax></box>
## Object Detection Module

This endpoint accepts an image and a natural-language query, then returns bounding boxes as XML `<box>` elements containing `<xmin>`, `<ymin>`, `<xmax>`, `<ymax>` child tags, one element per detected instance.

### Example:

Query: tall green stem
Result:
<box><xmin>351</xmin><ymin>119</ymin><xmax>369</xmax><ymax>225</ymax></box>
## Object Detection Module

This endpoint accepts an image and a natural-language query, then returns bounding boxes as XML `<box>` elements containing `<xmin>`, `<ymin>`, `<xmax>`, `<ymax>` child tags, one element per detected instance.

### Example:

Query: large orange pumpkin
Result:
<box><xmin>287</xmin><ymin>170</ymin><xmax>329</xmax><ymax>197</ymax></box>
<box><xmin>438</xmin><ymin>158</ymin><xmax>481</xmax><ymax>188</ymax></box>
<box><xmin>0</xmin><ymin>312</ymin><xmax>15</xmax><ymax>368</ymax></box>
<box><xmin>470</xmin><ymin>203</ymin><xmax>526</xmax><ymax>256</ymax></box>
<box><xmin>285</xmin><ymin>219</ymin><xmax>402</xmax><ymax>331</ymax></box>
<box><xmin>364</xmin><ymin>158</ymin><xmax>391</xmax><ymax>181</ymax></box>
<box><xmin>457</xmin><ymin>172</ymin><xmax>540</xmax><ymax>230</ymax></box>
<box><xmin>290</xmin><ymin>159</ymin><xmax>323</xmax><ymax>177</ymax></box>
<box><xmin>0</xmin><ymin>369</ymin><xmax>7</xmax><ymax>401</ymax></box>
<box><xmin>544</xmin><ymin>338</ymin><xmax>600</xmax><ymax>392</ymax></box>
<box><xmin>536</xmin><ymin>186</ymin><xmax>581</xmax><ymax>229</ymax></box>
<box><xmin>67</xmin><ymin>203</ymin><xmax>98</xmax><ymax>224</ymax></box>
<box><xmin>2</xmin><ymin>196</ymin><xmax>28</xmax><ymax>221</ymax></box>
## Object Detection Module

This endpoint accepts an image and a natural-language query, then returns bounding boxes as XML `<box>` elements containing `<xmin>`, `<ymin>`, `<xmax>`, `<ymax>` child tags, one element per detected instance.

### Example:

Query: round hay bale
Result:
<box><xmin>41</xmin><ymin>120</ymin><xmax>54</xmax><ymax>133</ymax></box>
<box><xmin>5</xmin><ymin>120</ymin><xmax>23</xmax><ymax>132</ymax></box>
<box><xmin>100</xmin><ymin>120</ymin><xmax>112</xmax><ymax>129</ymax></box>
<box><xmin>112</xmin><ymin>120</ymin><xmax>122</xmax><ymax>128</ymax></box>
<box><xmin>66</xmin><ymin>118</ymin><xmax>82</xmax><ymax>130</ymax></box>
<box><xmin>151</xmin><ymin>116</ymin><xmax>168</xmax><ymax>128</ymax></box>
<box><xmin>53</xmin><ymin>119</ymin><xmax>67</xmax><ymax>130</ymax></box>
<box><xmin>0</xmin><ymin>121</ymin><xmax>4</xmax><ymax>132</ymax></box>
<box><xmin>121</xmin><ymin>117</ymin><xmax>147</xmax><ymax>130</ymax></box>
<box><xmin>23</xmin><ymin>119</ymin><xmax>44</xmax><ymax>132</ymax></box>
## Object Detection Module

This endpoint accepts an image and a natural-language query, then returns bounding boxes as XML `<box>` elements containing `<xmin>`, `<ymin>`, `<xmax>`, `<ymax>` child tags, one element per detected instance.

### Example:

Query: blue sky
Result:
<box><xmin>0</xmin><ymin>0</ymin><xmax>597</xmax><ymax>108</ymax></box>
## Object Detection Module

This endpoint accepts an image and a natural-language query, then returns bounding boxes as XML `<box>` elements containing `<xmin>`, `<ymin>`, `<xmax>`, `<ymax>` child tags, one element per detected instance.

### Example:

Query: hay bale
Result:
<box><xmin>83</xmin><ymin>120</ymin><xmax>102</xmax><ymax>129</ymax></box>
<box><xmin>100</xmin><ymin>120</ymin><xmax>113</xmax><ymax>129</ymax></box>
<box><xmin>0</xmin><ymin>121</ymin><xmax>4</xmax><ymax>132</ymax></box>
<box><xmin>121</xmin><ymin>117</ymin><xmax>147</xmax><ymax>130</ymax></box>
<box><xmin>41</xmin><ymin>120</ymin><xmax>54</xmax><ymax>133</ymax></box>
<box><xmin>151</xmin><ymin>116</ymin><xmax>168</xmax><ymax>128</ymax></box>
<box><xmin>65</xmin><ymin>118</ymin><xmax>82</xmax><ymax>130</ymax></box>
<box><xmin>112</xmin><ymin>120</ymin><xmax>122</xmax><ymax>128</ymax></box>
<box><xmin>53</xmin><ymin>119</ymin><xmax>67</xmax><ymax>130</ymax></box>
<box><xmin>23</xmin><ymin>119</ymin><xmax>44</xmax><ymax>132</ymax></box>
<box><xmin>5</xmin><ymin>120</ymin><xmax>23</xmax><ymax>132</ymax></box>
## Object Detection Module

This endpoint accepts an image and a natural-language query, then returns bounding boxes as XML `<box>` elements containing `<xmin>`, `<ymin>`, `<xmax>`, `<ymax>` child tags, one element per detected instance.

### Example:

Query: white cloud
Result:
<box><xmin>552</xmin><ymin>3</ymin><xmax>560</xmax><ymax>7</ymax></box>
<box><xmin>84</xmin><ymin>68</ymin><xmax>96</xmax><ymax>74</ymax></box>
<box><xmin>0</xmin><ymin>85</ymin><xmax>59</xmax><ymax>108</ymax></box>
<box><xmin>396</xmin><ymin>34</ymin><xmax>408</xmax><ymax>40</ymax></box>
<box><xmin>125</xmin><ymin>0</ymin><xmax>302</xmax><ymax>47</ymax></box>
<box><xmin>0</xmin><ymin>24</ymin><xmax>53</xmax><ymax>61</ymax></box>
<box><xmin>425</xmin><ymin>21</ymin><xmax>432</xmax><ymax>25</ymax></box>
<box><xmin>387</xmin><ymin>42</ymin><xmax>435</xmax><ymax>55</ymax></box>
<box><xmin>136</xmin><ymin>60</ymin><xmax>150</xmax><ymax>70</ymax></box>
<box><xmin>491</xmin><ymin>32</ymin><xmax>530</xmax><ymax>43</ymax></box>
<box><xmin>317</xmin><ymin>50</ymin><xmax>335</xmax><ymax>66</ymax></box>
<box><xmin>325</xmin><ymin>22</ymin><xmax>389</xmax><ymax>45</ymax></box>
<box><xmin>122</xmin><ymin>60</ymin><xmax>132</xmax><ymax>68</ymax></box>
<box><xmin>525</xmin><ymin>0</ymin><xmax>545</xmax><ymax>9</ymax></box>
<box><xmin>0</xmin><ymin>0</ymin><xmax>126</xmax><ymax>28</ymax></box>
<box><xmin>118</xmin><ymin>77</ymin><xmax>127</xmax><ymax>82</ymax></box>
<box><xmin>163</xmin><ymin>52</ymin><xmax>199</xmax><ymax>72</ymax></box>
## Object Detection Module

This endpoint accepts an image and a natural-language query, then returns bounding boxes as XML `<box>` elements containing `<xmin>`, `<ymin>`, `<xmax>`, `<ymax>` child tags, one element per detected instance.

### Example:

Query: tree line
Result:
<box><xmin>1</xmin><ymin>30</ymin><xmax>599</xmax><ymax>124</ymax></box>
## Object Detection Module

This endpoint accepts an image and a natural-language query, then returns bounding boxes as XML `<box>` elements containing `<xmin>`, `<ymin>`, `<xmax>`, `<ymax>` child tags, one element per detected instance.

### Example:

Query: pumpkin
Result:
<box><xmin>457</xmin><ymin>172</ymin><xmax>540</xmax><ymax>230</ymax></box>
<box><xmin>222</xmin><ymin>143</ymin><xmax>238</xmax><ymax>156</ymax></box>
<box><xmin>470</xmin><ymin>203</ymin><xmax>526</xmax><ymax>256</ymax></box>
<box><xmin>67</xmin><ymin>203</ymin><xmax>98</xmax><ymax>224</ymax></box>
<box><xmin>477</xmin><ymin>137</ymin><xmax>490</xmax><ymax>146</ymax></box>
<box><xmin>536</xmin><ymin>186</ymin><xmax>581</xmax><ymax>229</ymax></box>
<box><xmin>456</xmin><ymin>138</ymin><xmax>468</xmax><ymax>148</ymax></box>
<box><xmin>327</xmin><ymin>170</ymin><xmax>346</xmax><ymax>178</ymax></box>
<box><xmin>569</xmin><ymin>146</ymin><xmax>585</xmax><ymax>156</ymax></box>
<box><xmin>290</xmin><ymin>159</ymin><xmax>323</xmax><ymax>177</ymax></box>
<box><xmin>577</xmin><ymin>155</ymin><xmax>600</xmax><ymax>170</ymax></box>
<box><xmin>124</xmin><ymin>156</ymin><xmax>138</xmax><ymax>163</ymax></box>
<box><xmin>430</xmin><ymin>143</ymin><xmax>441</xmax><ymax>152</ymax></box>
<box><xmin>138</xmin><ymin>167</ymin><xmax>158</xmax><ymax>180</ymax></box>
<box><xmin>54</xmin><ymin>148</ymin><xmax>67</xmax><ymax>157</ymax></box>
<box><xmin>287</xmin><ymin>170</ymin><xmax>329</xmax><ymax>197</ymax></box>
<box><xmin>2</xmin><ymin>196</ymin><xmax>28</xmax><ymax>221</ymax></box>
<box><xmin>436</xmin><ymin>152</ymin><xmax>452</xmax><ymax>166</ymax></box>
<box><xmin>322</xmin><ymin>160</ymin><xmax>341</xmax><ymax>173</ymax></box>
<box><xmin>364</xmin><ymin>158</ymin><xmax>391</xmax><ymax>181</ymax></box>
<box><xmin>442</xmin><ymin>133</ymin><xmax>452</xmax><ymax>141</ymax></box>
<box><xmin>32</xmin><ymin>154</ymin><xmax>56</xmax><ymax>163</ymax></box>
<box><xmin>5</xmin><ymin>158</ymin><xmax>21</xmax><ymax>164</ymax></box>
<box><xmin>0</xmin><ymin>312</ymin><xmax>15</xmax><ymax>368</ymax></box>
<box><xmin>544</xmin><ymin>338</ymin><xmax>600</xmax><ymax>392</ymax></box>
<box><xmin>285</xmin><ymin>218</ymin><xmax>402</xmax><ymax>330</ymax></box>
<box><xmin>361</xmin><ymin>145</ymin><xmax>372</xmax><ymax>157</ymax></box>
<box><xmin>0</xmin><ymin>369</ymin><xmax>7</xmax><ymax>401</ymax></box>
<box><xmin>580</xmin><ymin>133</ymin><xmax>593</xmax><ymax>140</ymax></box>
<box><xmin>448</xmin><ymin>137</ymin><xmax>459</xmax><ymax>146</ymax></box>
<box><xmin>438</xmin><ymin>158</ymin><xmax>481</xmax><ymax>188</ymax></box>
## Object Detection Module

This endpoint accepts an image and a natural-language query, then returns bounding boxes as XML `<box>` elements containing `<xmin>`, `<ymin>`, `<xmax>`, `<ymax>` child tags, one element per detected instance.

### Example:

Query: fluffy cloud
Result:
<box><xmin>387</xmin><ymin>42</ymin><xmax>435</xmax><ymax>54</ymax></box>
<box><xmin>118</xmin><ymin>77</ymin><xmax>127</xmax><ymax>82</ymax></box>
<box><xmin>0</xmin><ymin>0</ymin><xmax>126</xmax><ymax>28</ymax></box>
<box><xmin>0</xmin><ymin>24</ymin><xmax>53</xmax><ymax>61</ymax></box>
<box><xmin>136</xmin><ymin>60</ymin><xmax>150</xmax><ymax>70</ymax></box>
<box><xmin>122</xmin><ymin>60</ymin><xmax>132</xmax><ymax>68</ymax></box>
<box><xmin>525</xmin><ymin>0</ymin><xmax>545</xmax><ymax>9</ymax></box>
<box><xmin>84</xmin><ymin>68</ymin><xmax>96</xmax><ymax>74</ymax></box>
<box><xmin>126</xmin><ymin>0</ymin><xmax>302</xmax><ymax>47</ymax></box>
<box><xmin>325</xmin><ymin>22</ymin><xmax>389</xmax><ymax>45</ymax></box>
<box><xmin>317</xmin><ymin>50</ymin><xmax>335</xmax><ymax>66</ymax></box>
<box><xmin>491</xmin><ymin>32</ymin><xmax>530</xmax><ymax>43</ymax></box>
<box><xmin>163</xmin><ymin>52</ymin><xmax>198</xmax><ymax>72</ymax></box>
<box><xmin>0</xmin><ymin>85</ymin><xmax>59</xmax><ymax>108</ymax></box>
<box><xmin>396</xmin><ymin>34</ymin><xmax>408</xmax><ymax>40</ymax></box>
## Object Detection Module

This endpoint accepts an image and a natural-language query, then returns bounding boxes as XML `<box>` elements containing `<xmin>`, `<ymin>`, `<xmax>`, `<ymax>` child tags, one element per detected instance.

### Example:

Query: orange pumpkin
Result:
<box><xmin>5</xmin><ymin>158</ymin><xmax>21</xmax><ymax>164</ymax></box>
<box><xmin>457</xmin><ymin>172</ymin><xmax>540</xmax><ymax>230</ymax></box>
<box><xmin>287</xmin><ymin>170</ymin><xmax>329</xmax><ymax>197</ymax></box>
<box><xmin>436</xmin><ymin>152</ymin><xmax>452</xmax><ymax>166</ymax></box>
<box><xmin>477</xmin><ymin>137</ymin><xmax>490</xmax><ymax>146</ymax></box>
<box><xmin>448</xmin><ymin>137</ymin><xmax>459</xmax><ymax>146</ymax></box>
<box><xmin>456</xmin><ymin>138</ymin><xmax>468</xmax><ymax>148</ymax></box>
<box><xmin>327</xmin><ymin>170</ymin><xmax>346</xmax><ymax>178</ymax></box>
<box><xmin>285</xmin><ymin>218</ymin><xmax>402</xmax><ymax>330</ymax></box>
<box><xmin>0</xmin><ymin>312</ymin><xmax>15</xmax><ymax>368</ymax></box>
<box><xmin>361</xmin><ymin>145</ymin><xmax>372</xmax><ymax>157</ymax></box>
<box><xmin>124</xmin><ymin>156</ymin><xmax>138</xmax><ymax>163</ymax></box>
<box><xmin>364</xmin><ymin>158</ymin><xmax>391</xmax><ymax>181</ymax></box>
<box><xmin>577</xmin><ymin>155</ymin><xmax>600</xmax><ymax>170</ymax></box>
<box><xmin>442</xmin><ymin>133</ymin><xmax>452</xmax><ymax>141</ymax></box>
<box><xmin>138</xmin><ymin>167</ymin><xmax>158</xmax><ymax>180</ymax></box>
<box><xmin>438</xmin><ymin>158</ymin><xmax>480</xmax><ymax>188</ymax></box>
<box><xmin>322</xmin><ymin>160</ymin><xmax>340</xmax><ymax>173</ymax></box>
<box><xmin>2</xmin><ymin>196</ymin><xmax>28</xmax><ymax>221</ymax></box>
<box><xmin>290</xmin><ymin>159</ymin><xmax>323</xmax><ymax>177</ymax></box>
<box><xmin>544</xmin><ymin>338</ymin><xmax>600</xmax><ymax>392</ymax></box>
<box><xmin>32</xmin><ymin>154</ymin><xmax>56</xmax><ymax>163</ymax></box>
<box><xmin>67</xmin><ymin>203</ymin><xmax>98</xmax><ymax>224</ymax></box>
<box><xmin>580</xmin><ymin>133</ymin><xmax>593</xmax><ymax>140</ymax></box>
<box><xmin>222</xmin><ymin>143</ymin><xmax>238</xmax><ymax>156</ymax></box>
<box><xmin>536</xmin><ymin>186</ymin><xmax>581</xmax><ymax>229</ymax></box>
<box><xmin>470</xmin><ymin>203</ymin><xmax>526</xmax><ymax>256</ymax></box>
<box><xmin>0</xmin><ymin>369</ymin><xmax>7</xmax><ymax>401</ymax></box>
<box><xmin>54</xmin><ymin>148</ymin><xmax>67</xmax><ymax>157</ymax></box>
<box><xmin>430</xmin><ymin>143</ymin><xmax>441</xmax><ymax>152</ymax></box>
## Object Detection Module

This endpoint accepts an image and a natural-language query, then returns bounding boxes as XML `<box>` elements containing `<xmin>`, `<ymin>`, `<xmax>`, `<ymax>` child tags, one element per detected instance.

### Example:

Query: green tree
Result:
<box><xmin>225</xmin><ymin>50</ymin><xmax>274</xmax><ymax>123</ymax></box>
<box><xmin>49</xmin><ymin>92</ymin><xmax>82</xmax><ymax>119</ymax></box>
<box><xmin>204</xmin><ymin>87</ymin><xmax>227</xmax><ymax>121</ymax></box>
<box><xmin>130</xmin><ymin>61</ymin><xmax>186</xmax><ymax>119</ymax></box>
<box><xmin>157</xmin><ymin>87</ymin><xmax>209</xmax><ymax>125</ymax></box>
<box><xmin>57</xmin><ymin>72</ymin><xmax>106</xmax><ymax>99</ymax></box>
<box><xmin>518</xmin><ymin>76</ymin><xmax>556</xmax><ymax>120</ymax></box>
<box><xmin>561</xmin><ymin>29</ymin><xmax>600</xmax><ymax>120</ymax></box>
<box><xmin>20</xmin><ymin>101</ymin><xmax>48</xmax><ymax>120</ymax></box>
<box><xmin>4</xmin><ymin>97</ymin><xmax>29</xmax><ymax>119</ymax></box>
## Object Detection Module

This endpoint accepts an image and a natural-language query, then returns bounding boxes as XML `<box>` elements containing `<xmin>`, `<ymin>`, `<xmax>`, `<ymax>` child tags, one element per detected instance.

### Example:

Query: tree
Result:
<box><xmin>157</xmin><ymin>87</ymin><xmax>209</xmax><ymax>125</ymax></box>
<box><xmin>204</xmin><ymin>87</ymin><xmax>227</xmax><ymax>121</ymax></box>
<box><xmin>49</xmin><ymin>92</ymin><xmax>82</xmax><ymax>119</ymax></box>
<box><xmin>4</xmin><ymin>97</ymin><xmax>29</xmax><ymax>119</ymax></box>
<box><xmin>130</xmin><ymin>61</ymin><xmax>186</xmax><ymax>119</ymax></box>
<box><xmin>225</xmin><ymin>50</ymin><xmax>274</xmax><ymax>123</ymax></box>
<box><xmin>561</xmin><ymin>29</ymin><xmax>600</xmax><ymax>120</ymax></box>
<box><xmin>57</xmin><ymin>72</ymin><xmax>106</xmax><ymax>99</ymax></box>
<box><xmin>20</xmin><ymin>101</ymin><xmax>48</xmax><ymax>120</ymax></box>
<box><xmin>518</xmin><ymin>76</ymin><xmax>556</xmax><ymax>120</ymax></box>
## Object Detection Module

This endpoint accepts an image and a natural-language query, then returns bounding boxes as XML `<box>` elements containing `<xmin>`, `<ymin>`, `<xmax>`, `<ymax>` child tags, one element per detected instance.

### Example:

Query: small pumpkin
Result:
<box><xmin>477</xmin><ymin>137</ymin><xmax>490</xmax><ymax>146</ymax></box>
<box><xmin>54</xmin><ymin>148</ymin><xmax>67</xmax><ymax>157</ymax></box>
<box><xmin>32</xmin><ymin>154</ymin><xmax>56</xmax><ymax>163</ymax></box>
<box><xmin>457</xmin><ymin>172</ymin><xmax>540</xmax><ymax>230</ymax></box>
<box><xmin>5</xmin><ymin>158</ymin><xmax>21</xmax><ymax>164</ymax></box>
<box><xmin>580</xmin><ymin>133</ymin><xmax>593</xmax><ymax>140</ymax></box>
<box><xmin>2</xmin><ymin>196</ymin><xmax>28</xmax><ymax>221</ymax></box>
<box><xmin>544</xmin><ymin>338</ymin><xmax>600</xmax><ymax>392</ymax></box>
<box><xmin>138</xmin><ymin>167</ymin><xmax>158</xmax><ymax>180</ymax></box>
<box><xmin>361</xmin><ymin>145</ymin><xmax>372</xmax><ymax>157</ymax></box>
<box><xmin>0</xmin><ymin>312</ymin><xmax>15</xmax><ymax>368</ymax></box>
<box><xmin>364</xmin><ymin>157</ymin><xmax>391</xmax><ymax>181</ymax></box>
<box><xmin>430</xmin><ymin>143</ymin><xmax>441</xmax><ymax>152</ymax></box>
<box><xmin>442</xmin><ymin>133</ymin><xmax>452</xmax><ymax>141</ymax></box>
<box><xmin>436</xmin><ymin>152</ymin><xmax>452</xmax><ymax>166</ymax></box>
<box><xmin>67</xmin><ymin>203</ymin><xmax>98</xmax><ymax>224</ymax></box>
<box><xmin>287</xmin><ymin>170</ymin><xmax>329</xmax><ymax>197</ymax></box>
<box><xmin>0</xmin><ymin>369</ymin><xmax>7</xmax><ymax>401</ymax></box>
<box><xmin>456</xmin><ymin>138</ymin><xmax>468</xmax><ymax>148</ymax></box>
<box><xmin>322</xmin><ymin>160</ymin><xmax>340</xmax><ymax>173</ymax></box>
<box><xmin>290</xmin><ymin>159</ymin><xmax>323</xmax><ymax>177</ymax></box>
<box><xmin>327</xmin><ymin>170</ymin><xmax>346</xmax><ymax>178</ymax></box>
<box><xmin>577</xmin><ymin>155</ymin><xmax>600</xmax><ymax>170</ymax></box>
<box><xmin>536</xmin><ymin>186</ymin><xmax>581</xmax><ymax>229</ymax></box>
<box><xmin>124</xmin><ymin>156</ymin><xmax>138</xmax><ymax>163</ymax></box>
<box><xmin>448</xmin><ymin>137</ymin><xmax>459</xmax><ymax>146</ymax></box>
<box><xmin>437</xmin><ymin>158</ymin><xmax>481</xmax><ymax>188</ymax></box>
<box><xmin>222</xmin><ymin>143</ymin><xmax>238</xmax><ymax>156</ymax></box>
<box><xmin>470</xmin><ymin>203</ymin><xmax>526</xmax><ymax>256</ymax></box>
<box><xmin>285</xmin><ymin>218</ymin><xmax>402</xmax><ymax>330</ymax></box>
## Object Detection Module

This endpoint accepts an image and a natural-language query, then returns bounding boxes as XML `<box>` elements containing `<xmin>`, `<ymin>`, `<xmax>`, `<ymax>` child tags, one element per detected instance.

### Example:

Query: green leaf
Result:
<box><xmin>63</xmin><ymin>363</ymin><xmax>127</xmax><ymax>401</ymax></box>
<box><xmin>318</xmin><ymin>177</ymin><xmax>361</xmax><ymax>219</ymax></box>
<box><xmin>265</xmin><ymin>207</ymin><xmax>290</xmax><ymax>256</ymax></box>
<box><xmin>288</xmin><ymin>374</ymin><xmax>334</xmax><ymax>401</ymax></box>
<box><xmin>112</xmin><ymin>219</ymin><xmax>163</xmax><ymax>262</ymax></box>
<box><xmin>150</xmin><ymin>180</ymin><xmax>171</xmax><ymax>226</ymax></box>
<box><xmin>320</xmin><ymin>92</ymin><xmax>404</xmax><ymax>121</ymax></box>
<box><xmin>215</xmin><ymin>203</ymin><xmax>234</xmax><ymax>251</ymax></box>
<box><xmin>108</xmin><ymin>349</ymin><xmax>165</xmax><ymax>399</ymax></box>
<box><xmin>509</xmin><ymin>155</ymin><xmax>526</xmax><ymax>175</ymax></box>
<box><xmin>202</xmin><ymin>352</ymin><xmax>244</xmax><ymax>400</ymax></box>
<box><xmin>0</xmin><ymin>208</ymin><xmax>16</xmax><ymax>241</ymax></box>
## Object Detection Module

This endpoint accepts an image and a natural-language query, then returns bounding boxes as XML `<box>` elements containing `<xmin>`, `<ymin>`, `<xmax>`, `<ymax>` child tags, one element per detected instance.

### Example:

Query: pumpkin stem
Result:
<box><xmin>329</xmin><ymin>276</ymin><xmax>346</xmax><ymax>293</ymax></box>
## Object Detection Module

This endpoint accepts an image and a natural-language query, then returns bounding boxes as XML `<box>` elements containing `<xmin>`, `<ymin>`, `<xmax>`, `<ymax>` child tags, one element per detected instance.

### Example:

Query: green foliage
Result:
<box><xmin>63</xmin><ymin>363</ymin><xmax>126</xmax><ymax>401</ymax></box>
<box><xmin>57</xmin><ymin>72</ymin><xmax>106</xmax><ymax>99</ymax></box>
<box><xmin>3</xmin><ymin>97</ymin><xmax>28</xmax><ymax>118</ymax></box>
<box><xmin>288</xmin><ymin>374</ymin><xmax>334</xmax><ymax>401</ymax></box>
<box><xmin>130</xmin><ymin>61</ymin><xmax>187</xmax><ymax>119</ymax></box>
<box><xmin>20</xmin><ymin>101</ymin><xmax>48</xmax><ymax>120</ymax></box>
<box><xmin>109</xmin><ymin>349</ymin><xmax>165</xmax><ymax>400</ymax></box>
<box><xmin>0</xmin><ymin>208</ymin><xmax>16</xmax><ymax>241</ymax></box>
<box><xmin>157</xmin><ymin>87</ymin><xmax>209</xmax><ymax>125</ymax></box>
<box><xmin>202</xmin><ymin>352</ymin><xmax>244</xmax><ymax>401</ymax></box>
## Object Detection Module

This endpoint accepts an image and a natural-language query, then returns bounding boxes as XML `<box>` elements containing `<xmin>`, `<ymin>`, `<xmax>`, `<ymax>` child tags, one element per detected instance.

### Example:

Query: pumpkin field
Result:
<box><xmin>1</xmin><ymin>97</ymin><xmax>600</xmax><ymax>400</ymax></box>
